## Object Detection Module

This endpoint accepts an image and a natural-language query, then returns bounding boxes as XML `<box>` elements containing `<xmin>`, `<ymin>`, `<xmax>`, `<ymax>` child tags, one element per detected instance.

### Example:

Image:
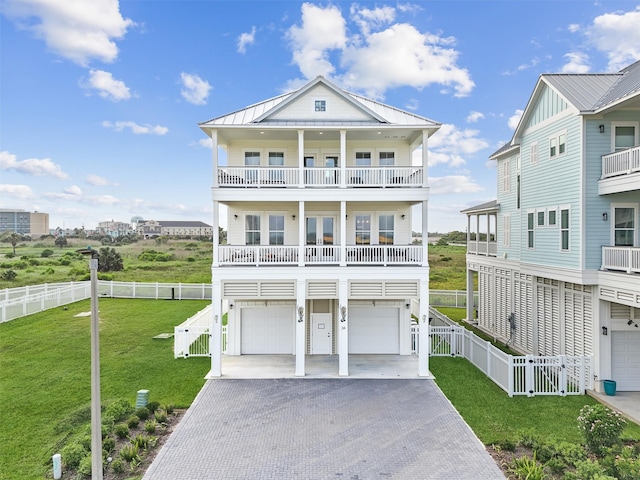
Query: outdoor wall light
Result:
<box><xmin>602</xmin><ymin>326</ymin><xmax>608</xmax><ymax>335</ymax></box>
<box><xmin>340</xmin><ymin>306</ymin><xmax>347</xmax><ymax>322</ymax></box>
<box><xmin>298</xmin><ymin>306</ymin><xmax>304</xmax><ymax>322</ymax></box>
<box><xmin>599</xmin><ymin>124</ymin><xmax>605</xmax><ymax>133</ymax></box>
<box><xmin>602</xmin><ymin>212</ymin><xmax>608</xmax><ymax>221</ymax></box>
<box><xmin>405</xmin><ymin>303</ymin><xmax>411</xmax><ymax>309</ymax></box>
<box><xmin>234</xmin><ymin>214</ymin><xmax>238</xmax><ymax>219</ymax></box>
<box><xmin>229</xmin><ymin>304</ymin><xmax>234</xmax><ymax>310</ymax></box>
<box><xmin>292</xmin><ymin>214</ymin><xmax>296</xmax><ymax>220</ymax></box>
<box><xmin>401</xmin><ymin>214</ymin><xmax>406</xmax><ymax>219</ymax></box>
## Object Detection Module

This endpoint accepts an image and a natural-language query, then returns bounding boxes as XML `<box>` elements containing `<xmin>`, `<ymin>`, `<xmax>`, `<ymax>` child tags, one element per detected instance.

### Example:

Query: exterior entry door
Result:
<box><xmin>306</xmin><ymin>217</ymin><xmax>335</xmax><ymax>260</ymax></box>
<box><xmin>311</xmin><ymin>313</ymin><xmax>332</xmax><ymax>354</ymax></box>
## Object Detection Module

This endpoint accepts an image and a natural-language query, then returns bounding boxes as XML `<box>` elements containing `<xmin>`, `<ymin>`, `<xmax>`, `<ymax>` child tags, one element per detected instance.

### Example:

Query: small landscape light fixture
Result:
<box><xmin>602</xmin><ymin>212</ymin><xmax>608</xmax><ymax>221</ymax></box>
<box><xmin>298</xmin><ymin>306</ymin><xmax>304</xmax><ymax>322</ymax></box>
<box><xmin>602</xmin><ymin>326</ymin><xmax>608</xmax><ymax>336</ymax></box>
<box><xmin>340</xmin><ymin>305</ymin><xmax>347</xmax><ymax>322</ymax></box>
<box><xmin>599</xmin><ymin>124</ymin><xmax>605</xmax><ymax>133</ymax></box>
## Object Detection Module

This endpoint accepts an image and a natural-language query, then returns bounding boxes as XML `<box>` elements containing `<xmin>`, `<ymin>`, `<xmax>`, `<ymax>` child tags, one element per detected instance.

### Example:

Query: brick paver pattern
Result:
<box><xmin>143</xmin><ymin>379</ymin><xmax>505</xmax><ymax>480</ymax></box>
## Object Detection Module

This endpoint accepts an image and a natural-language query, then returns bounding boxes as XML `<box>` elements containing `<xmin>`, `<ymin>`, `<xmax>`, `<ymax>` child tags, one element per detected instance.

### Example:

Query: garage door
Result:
<box><xmin>349</xmin><ymin>307</ymin><xmax>399</xmax><ymax>354</ymax></box>
<box><xmin>612</xmin><ymin>331</ymin><xmax>640</xmax><ymax>391</ymax></box>
<box><xmin>241</xmin><ymin>307</ymin><xmax>294</xmax><ymax>354</ymax></box>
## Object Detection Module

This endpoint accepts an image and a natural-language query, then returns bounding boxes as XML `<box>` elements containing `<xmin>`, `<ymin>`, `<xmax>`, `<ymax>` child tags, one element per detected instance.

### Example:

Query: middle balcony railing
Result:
<box><xmin>217</xmin><ymin>166</ymin><xmax>424</xmax><ymax>188</ymax></box>
<box><xmin>218</xmin><ymin>245</ymin><xmax>424</xmax><ymax>266</ymax></box>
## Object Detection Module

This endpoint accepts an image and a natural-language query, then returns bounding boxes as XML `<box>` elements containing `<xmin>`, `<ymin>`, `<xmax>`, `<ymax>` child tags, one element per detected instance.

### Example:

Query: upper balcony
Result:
<box><xmin>599</xmin><ymin>145</ymin><xmax>640</xmax><ymax>195</ymax></box>
<box><xmin>602</xmin><ymin>246</ymin><xmax>640</xmax><ymax>274</ymax></box>
<box><xmin>217</xmin><ymin>166</ymin><xmax>424</xmax><ymax>189</ymax></box>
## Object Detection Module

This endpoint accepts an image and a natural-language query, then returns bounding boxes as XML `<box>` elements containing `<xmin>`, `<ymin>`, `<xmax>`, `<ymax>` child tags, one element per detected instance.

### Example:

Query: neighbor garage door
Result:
<box><xmin>349</xmin><ymin>307</ymin><xmax>399</xmax><ymax>354</ymax></box>
<box><xmin>612</xmin><ymin>331</ymin><xmax>640</xmax><ymax>391</ymax></box>
<box><xmin>241</xmin><ymin>307</ymin><xmax>294</xmax><ymax>354</ymax></box>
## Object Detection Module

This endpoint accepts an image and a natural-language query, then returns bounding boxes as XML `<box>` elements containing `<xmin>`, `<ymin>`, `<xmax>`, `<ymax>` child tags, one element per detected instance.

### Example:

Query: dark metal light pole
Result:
<box><xmin>77</xmin><ymin>247</ymin><xmax>103</xmax><ymax>480</ymax></box>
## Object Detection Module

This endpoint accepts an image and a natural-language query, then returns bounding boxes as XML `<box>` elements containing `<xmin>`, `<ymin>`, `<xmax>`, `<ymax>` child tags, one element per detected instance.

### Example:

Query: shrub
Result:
<box><xmin>614</xmin><ymin>445</ymin><xmax>640</xmax><ymax>480</ymax></box>
<box><xmin>102</xmin><ymin>436</ymin><xmax>116</xmax><ymax>453</ymax></box>
<box><xmin>544</xmin><ymin>457</ymin><xmax>566</xmax><ymax>475</ymax></box>
<box><xmin>58</xmin><ymin>258</ymin><xmax>71</xmax><ymax>266</ymax></box>
<box><xmin>127</xmin><ymin>415</ymin><xmax>140</xmax><ymax>428</ymax></box>
<box><xmin>41</xmin><ymin>249</ymin><xmax>54</xmax><ymax>257</ymax></box>
<box><xmin>578</xmin><ymin>404</ymin><xmax>626</xmax><ymax>454</ymax></box>
<box><xmin>164</xmin><ymin>403</ymin><xmax>175</xmax><ymax>415</ymax></box>
<box><xmin>146</xmin><ymin>401</ymin><xmax>160</xmax><ymax>413</ymax></box>
<box><xmin>494</xmin><ymin>438</ymin><xmax>517</xmax><ymax>452</ymax></box>
<box><xmin>28</xmin><ymin>258</ymin><xmax>40</xmax><ymax>266</ymax></box>
<box><xmin>154</xmin><ymin>409</ymin><xmax>167</xmax><ymax>424</ymax></box>
<box><xmin>144</xmin><ymin>419</ymin><xmax>157</xmax><ymax>434</ymax></box>
<box><xmin>42</xmin><ymin>267</ymin><xmax>55</xmax><ymax>275</ymax></box>
<box><xmin>114</xmin><ymin>423</ymin><xmax>129</xmax><ymax>439</ymax></box>
<box><xmin>1</xmin><ymin>270</ymin><xmax>17</xmax><ymax>281</ymax></box>
<box><xmin>135</xmin><ymin>406</ymin><xmax>150</xmax><ymax>420</ymax></box>
<box><xmin>555</xmin><ymin>441</ymin><xmax>586</xmax><ymax>465</ymax></box>
<box><xmin>5</xmin><ymin>252</ymin><xmax>15</xmax><ymax>258</ymax></box>
<box><xmin>507</xmin><ymin>453</ymin><xmax>547</xmax><ymax>480</ymax></box>
<box><xmin>131</xmin><ymin>433</ymin><xmax>157</xmax><ymax>450</ymax></box>
<box><xmin>61</xmin><ymin>442</ymin><xmax>87</xmax><ymax>469</ymax></box>
<box><xmin>104</xmin><ymin>398</ymin><xmax>134</xmax><ymax>423</ymax></box>
<box><xmin>110</xmin><ymin>458</ymin><xmax>125</xmax><ymax>474</ymax></box>
<box><xmin>119</xmin><ymin>443</ymin><xmax>140</xmax><ymax>463</ymax></box>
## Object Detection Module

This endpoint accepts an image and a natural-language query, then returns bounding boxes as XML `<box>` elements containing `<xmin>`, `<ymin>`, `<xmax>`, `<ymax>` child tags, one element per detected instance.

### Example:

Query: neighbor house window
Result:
<box><xmin>315</xmin><ymin>100</ymin><xmax>326</xmax><ymax>111</ymax></box>
<box><xmin>379</xmin><ymin>152</ymin><xmax>395</xmax><ymax>165</ymax></box>
<box><xmin>560</xmin><ymin>209</ymin><xmax>570</xmax><ymax>251</ymax></box>
<box><xmin>549</xmin><ymin>132</ymin><xmax>567</xmax><ymax>158</ymax></box>
<box><xmin>268</xmin><ymin>152</ymin><xmax>284</xmax><ymax>182</ymax></box>
<box><xmin>503</xmin><ymin>159</ymin><xmax>511</xmax><ymax>193</ymax></box>
<box><xmin>548</xmin><ymin>209</ymin><xmax>557</xmax><ymax>226</ymax></box>
<box><xmin>549</xmin><ymin>137</ymin><xmax>557</xmax><ymax>157</ymax></box>
<box><xmin>245</xmin><ymin>151</ymin><xmax>260</xmax><ymax>183</ymax></box>
<box><xmin>269</xmin><ymin>215</ymin><xmax>284</xmax><ymax>245</ymax></box>
<box><xmin>614</xmin><ymin>207</ymin><xmax>635</xmax><ymax>246</ymax></box>
<box><xmin>527</xmin><ymin>212</ymin><xmax>534</xmax><ymax>248</ymax></box>
<box><xmin>378</xmin><ymin>215</ymin><xmax>394</xmax><ymax>245</ymax></box>
<box><xmin>355</xmin><ymin>152</ymin><xmax>371</xmax><ymax>166</ymax></box>
<box><xmin>614</xmin><ymin>125</ymin><xmax>636</xmax><ymax>152</ymax></box>
<box><xmin>538</xmin><ymin>211</ymin><xmax>545</xmax><ymax>227</ymax></box>
<box><xmin>245</xmin><ymin>215</ymin><xmax>260</xmax><ymax>245</ymax></box>
<box><xmin>355</xmin><ymin>215</ymin><xmax>371</xmax><ymax>245</ymax></box>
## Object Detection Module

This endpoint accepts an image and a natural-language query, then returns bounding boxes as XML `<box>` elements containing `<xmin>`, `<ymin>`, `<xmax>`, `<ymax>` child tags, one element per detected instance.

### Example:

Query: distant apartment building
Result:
<box><xmin>0</xmin><ymin>209</ymin><xmax>49</xmax><ymax>238</ymax></box>
<box><xmin>136</xmin><ymin>220</ymin><xmax>213</xmax><ymax>238</ymax></box>
<box><xmin>97</xmin><ymin>220</ymin><xmax>135</xmax><ymax>238</ymax></box>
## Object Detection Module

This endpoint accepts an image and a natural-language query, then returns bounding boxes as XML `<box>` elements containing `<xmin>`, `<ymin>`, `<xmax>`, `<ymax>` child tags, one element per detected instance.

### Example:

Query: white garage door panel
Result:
<box><xmin>349</xmin><ymin>307</ymin><xmax>399</xmax><ymax>354</ymax></box>
<box><xmin>241</xmin><ymin>307</ymin><xmax>294</xmax><ymax>354</ymax></box>
<box><xmin>612</xmin><ymin>332</ymin><xmax>640</xmax><ymax>391</ymax></box>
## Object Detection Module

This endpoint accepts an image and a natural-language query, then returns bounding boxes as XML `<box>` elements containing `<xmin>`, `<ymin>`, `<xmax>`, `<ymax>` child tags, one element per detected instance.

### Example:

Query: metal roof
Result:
<box><xmin>200</xmin><ymin>76</ymin><xmax>440</xmax><ymax>128</ymax></box>
<box><xmin>543</xmin><ymin>74</ymin><xmax>620</xmax><ymax>111</ymax></box>
<box><xmin>460</xmin><ymin>200</ymin><xmax>499</xmax><ymax>214</ymax></box>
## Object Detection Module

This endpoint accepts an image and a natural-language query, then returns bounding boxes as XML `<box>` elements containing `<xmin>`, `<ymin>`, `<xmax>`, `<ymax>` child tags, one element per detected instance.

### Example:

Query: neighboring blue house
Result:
<box><xmin>463</xmin><ymin>60</ymin><xmax>640</xmax><ymax>392</ymax></box>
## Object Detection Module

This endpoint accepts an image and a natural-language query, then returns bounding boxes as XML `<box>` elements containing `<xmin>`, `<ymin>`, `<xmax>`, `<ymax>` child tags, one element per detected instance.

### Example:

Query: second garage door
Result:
<box><xmin>612</xmin><ymin>331</ymin><xmax>640</xmax><ymax>391</ymax></box>
<box><xmin>241</xmin><ymin>307</ymin><xmax>294</xmax><ymax>354</ymax></box>
<box><xmin>349</xmin><ymin>307</ymin><xmax>399</xmax><ymax>354</ymax></box>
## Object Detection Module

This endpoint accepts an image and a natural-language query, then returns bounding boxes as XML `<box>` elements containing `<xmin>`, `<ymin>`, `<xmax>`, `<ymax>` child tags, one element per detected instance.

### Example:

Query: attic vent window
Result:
<box><xmin>315</xmin><ymin>100</ymin><xmax>326</xmax><ymax>112</ymax></box>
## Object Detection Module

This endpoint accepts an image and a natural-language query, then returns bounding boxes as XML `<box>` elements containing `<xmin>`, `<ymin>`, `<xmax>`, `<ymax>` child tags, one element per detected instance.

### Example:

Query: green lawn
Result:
<box><xmin>0</xmin><ymin>298</ymin><xmax>210</xmax><ymax>480</ymax></box>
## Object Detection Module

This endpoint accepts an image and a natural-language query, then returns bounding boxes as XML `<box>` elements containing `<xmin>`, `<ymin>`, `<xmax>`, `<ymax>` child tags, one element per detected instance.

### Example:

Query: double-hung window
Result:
<box><xmin>614</xmin><ymin>207</ymin><xmax>635</xmax><ymax>246</ymax></box>
<box><xmin>245</xmin><ymin>215</ymin><xmax>260</xmax><ymax>245</ymax></box>
<box><xmin>613</xmin><ymin>125</ymin><xmax>636</xmax><ymax>152</ymax></box>
<box><xmin>355</xmin><ymin>215</ymin><xmax>371</xmax><ymax>245</ymax></box>
<box><xmin>527</xmin><ymin>212</ymin><xmax>534</xmax><ymax>248</ymax></box>
<box><xmin>269</xmin><ymin>215</ymin><xmax>284</xmax><ymax>245</ymax></box>
<box><xmin>268</xmin><ymin>152</ymin><xmax>284</xmax><ymax>183</ymax></box>
<box><xmin>549</xmin><ymin>132</ymin><xmax>567</xmax><ymax>158</ymax></box>
<box><xmin>378</xmin><ymin>215</ymin><xmax>394</xmax><ymax>245</ymax></box>
<box><xmin>548</xmin><ymin>209</ymin><xmax>557</xmax><ymax>226</ymax></box>
<box><xmin>354</xmin><ymin>152</ymin><xmax>371</xmax><ymax>184</ymax></box>
<box><xmin>245</xmin><ymin>151</ymin><xmax>260</xmax><ymax>183</ymax></box>
<box><xmin>560</xmin><ymin>208</ymin><xmax>570</xmax><ymax>251</ymax></box>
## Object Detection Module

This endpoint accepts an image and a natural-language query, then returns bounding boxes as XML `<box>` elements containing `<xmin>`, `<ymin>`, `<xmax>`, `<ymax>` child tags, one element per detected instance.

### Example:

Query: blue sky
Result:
<box><xmin>1</xmin><ymin>1</ymin><xmax>640</xmax><ymax>233</ymax></box>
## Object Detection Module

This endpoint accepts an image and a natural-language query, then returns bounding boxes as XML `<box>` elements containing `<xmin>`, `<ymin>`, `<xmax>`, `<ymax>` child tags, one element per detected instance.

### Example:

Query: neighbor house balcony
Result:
<box><xmin>217</xmin><ymin>166</ymin><xmax>424</xmax><ymax>188</ymax></box>
<box><xmin>217</xmin><ymin>244</ymin><xmax>424</xmax><ymax>266</ymax></box>
<box><xmin>601</xmin><ymin>246</ymin><xmax>640</xmax><ymax>274</ymax></box>
<box><xmin>599</xmin><ymin>145</ymin><xmax>640</xmax><ymax>195</ymax></box>
<box><xmin>467</xmin><ymin>239</ymin><xmax>497</xmax><ymax>256</ymax></box>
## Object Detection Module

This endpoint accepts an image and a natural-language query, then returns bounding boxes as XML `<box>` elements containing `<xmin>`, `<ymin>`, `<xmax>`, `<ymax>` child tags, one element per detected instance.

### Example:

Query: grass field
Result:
<box><xmin>0</xmin><ymin>238</ymin><xmax>468</xmax><ymax>290</ymax></box>
<box><xmin>0</xmin><ymin>298</ymin><xmax>209</xmax><ymax>480</ymax></box>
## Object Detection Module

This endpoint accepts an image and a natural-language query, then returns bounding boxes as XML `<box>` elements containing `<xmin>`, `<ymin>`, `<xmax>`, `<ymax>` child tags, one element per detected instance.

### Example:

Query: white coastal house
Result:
<box><xmin>463</xmin><ymin>61</ymin><xmax>640</xmax><ymax>392</ymax></box>
<box><xmin>199</xmin><ymin>76</ymin><xmax>440</xmax><ymax>376</ymax></box>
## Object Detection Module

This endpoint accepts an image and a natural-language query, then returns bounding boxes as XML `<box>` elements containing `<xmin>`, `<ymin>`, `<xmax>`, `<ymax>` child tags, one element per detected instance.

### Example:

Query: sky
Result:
<box><xmin>1</xmin><ymin>1</ymin><xmax>640</xmax><ymax>234</ymax></box>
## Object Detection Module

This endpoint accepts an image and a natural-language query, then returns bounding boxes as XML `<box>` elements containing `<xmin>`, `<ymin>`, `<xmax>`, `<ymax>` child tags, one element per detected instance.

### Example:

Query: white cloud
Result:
<box><xmin>466</xmin><ymin>111</ymin><xmax>484</xmax><ymax>123</ymax></box>
<box><xmin>0</xmin><ymin>184</ymin><xmax>35</xmax><ymax>199</ymax></box>
<box><xmin>586</xmin><ymin>6</ymin><xmax>640</xmax><ymax>71</ymax></box>
<box><xmin>561</xmin><ymin>52</ymin><xmax>590</xmax><ymax>73</ymax></box>
<box><xmin>508</xmin><ymin>109</ymin><xmax>524</xmax><ymax>131</ymax></box>
<box><xmin>86</xmin><ymin>174</ymin><xmax>117</xmax><ymax>186</ymax></box>
<box><xmin>0</xmin><ymin>150</ymin><xmax>68</xmax><ymax>179</ymax></box>
<box><xmin>568</xmin><ymin>23</ymin><xmax>580</xmax><ymax>33</ymax></box>
<box><xmin>180</xmin><ymin>73</ymin><xmax>212</xmax><ymax>105</ymax></box>
<box><xmin>286</xmin><ymin>3</ymin><xmax>473</xmax><ymax>99</ymax></box>
<box><xmin>286</xmin><ymin>3</ymin><xmax>347</xmax><ymax>80</ymax></box>
<box><xmin>429</xmin><ymin>175</ymin><xmax>484</xmax><ymax>195</ymax></box>
<box><xmin>81</xmin><ymin>69</ymin><xmax>131</xmax><ymax>101</ymax></box>
<box><xmin>2</xmin><ymin>0</ymin><xmax>134</xmax><ymax>66</ymax></box>
<box><xmin>64</xmin><ymin>185</ymin><xmax>83</xmax><ymax>196</ymax></box>
<box><xmin>503</xmin><ymin>58</ymin><xmax>540</xmax><ymax>75</ymax></box>
<box><xmin>427</xmin><ymin>124</ymin><xmax>490</xmax><ymax>167</ymax></box>
<box><xmin>102</xmin><ymin>120</ymin><xmax>168</xmax><ymax>135</ymax></box>
<box><xmin>237</xmin><ymin>26</ymin><xmax>256</xmax><ymax>54</ymax></box>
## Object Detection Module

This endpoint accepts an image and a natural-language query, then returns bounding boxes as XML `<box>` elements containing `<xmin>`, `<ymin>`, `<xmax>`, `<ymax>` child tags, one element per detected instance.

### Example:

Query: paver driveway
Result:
<box><xmin>143</xmin><ymin>379</ymin><xmax>505</xmax><ymax>480</ymax></box>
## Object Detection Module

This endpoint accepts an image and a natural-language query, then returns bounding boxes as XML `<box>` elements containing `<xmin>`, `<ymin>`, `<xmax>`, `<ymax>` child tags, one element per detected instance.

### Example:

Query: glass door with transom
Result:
<box><xmin>306</xmin><ymin>216</ymin><xmax>336</xmax><ymax>261</ymax></box>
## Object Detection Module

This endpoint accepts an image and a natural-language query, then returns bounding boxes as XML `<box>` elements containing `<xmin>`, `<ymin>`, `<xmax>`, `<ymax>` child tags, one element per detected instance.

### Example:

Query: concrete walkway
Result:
<box><xmin>143</xmin><ymin>379</ymin><xmax>505</xmax><ymax>480</ymax></box>
<box><xmin>588</xmin><ymin>390</ymin><xmax>640</xmax><ymax>426</ymax></box>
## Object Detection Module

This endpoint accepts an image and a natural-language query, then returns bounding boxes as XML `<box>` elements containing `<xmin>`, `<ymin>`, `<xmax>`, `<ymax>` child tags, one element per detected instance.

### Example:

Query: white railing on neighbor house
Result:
<box><xmin>602</xmin><ymin>246</ymin><xmax>640</xmax><ymax>274</ymax></box>
<box><xmin>414</xmin><ymin>308</ymin><xmax>592</xmax><ymax>396</ymax></box>
<box><xmin>217</xmin><ymin>166</ymin><xmax>424</xmax><ymax>188</ymax></box>
<box><xmin>601</xmin><ymin>145</ymin><xmax>640</xmax><ymax>179</ymax></box>
<box><xmin>466</xmin><ymin>240</ymin><xmax>497</xmax><ymax>256</ymax></box>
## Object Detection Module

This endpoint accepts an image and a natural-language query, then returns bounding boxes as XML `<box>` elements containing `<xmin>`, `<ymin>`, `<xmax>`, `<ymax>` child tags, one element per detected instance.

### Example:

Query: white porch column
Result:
<box><xmin>295</xmin><ymin>278</ymin><xmax>306</xmax><ymax>376</ymax></box>
<box><xmin>421</xmin><ymin>201</ymin><xmax>428</xmax><ymax>266</ymax></box>
<box><xmin>466</xmin><ymin>268</ymin><xmax>474</xmax><ymax>322</ymax></box>
<box><xmin>422</xmin><ymin>130</ymin><xmax>429</xmax><ymax>187</ymax></box>
<box><xmin>338</xmin><ymin>279</ymin><xmax>349</xmax><ymax>376</ymax></box>
<box><xmin>486</xmin><ymin>213</ymin><xmax>491</xmax><ymax>254</ymax></box>
<box><xmin>211</xmin><ymin>129</ymin><xmax>219</xmax><ymax>188</ymax></box>
<box><xmin>298</xmin><ymin>201</ymin><xmax>305</xmax><ymax>266</ymax></box>
<box><xmin>298</xmin><ymin>130</ymin><xmax>305</xmax><ymax>188</ymax></box>
<box><xmin>340</xmin><ymin>129</ymin><xmax>346</xmax><ymax>188</ymax></box>
<box><xmin>418</xmin><ymin>278</ymin><xmax>430</xmax><ymax>376</ymax></box>
<box><xmin>212</xmin><ymin>200</ymin><xmax>219</xmax><ymax>268</ymax></box>
<box><xmin>210</xmin><ymin>278</ymin><xmax>223</xmax><ymax>377</ymax></box>
<box><xmin>340</xmin><ymin>201</ymin><xmax>346</xmax><ymax>266</ymax></box>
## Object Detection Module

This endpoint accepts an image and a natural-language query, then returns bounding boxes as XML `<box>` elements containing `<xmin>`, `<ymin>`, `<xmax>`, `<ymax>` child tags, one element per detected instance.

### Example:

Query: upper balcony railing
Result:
<box><xmin>466</xmin><ymin>240</ymin><xmax>497</xmax><ymax>257</ymax></box>
<box><xmin>601</xmin><ymin>145</ymin><xmax>640</xmax><ymax>179</ymax></box>
<box><xmin>217</xmin><ymin>244</ymin><xmax>424</xmax><ymax>266</ymax></box>
<box><xmin>217</xmin><ymin>166</ymin><xmax>424</xmax><ymax>188</ymax></box>
<box><xmin>602</xmin><ymin>246</ymin><xmax>640</xmax><ymax>274</ymax></box>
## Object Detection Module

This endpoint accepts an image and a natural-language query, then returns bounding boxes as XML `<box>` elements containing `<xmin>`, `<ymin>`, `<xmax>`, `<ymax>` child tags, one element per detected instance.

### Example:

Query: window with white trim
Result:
<box><xmin>269</xmin><ymin>214</ymin><xmax>284</xmax><ymax>245</ymax></box>
<box><xmin>355</xmin><ymin>215</ymin><xmax>371</xmax><ymax>245</ymax></box>
<box><xmin>245</xmin><ymin>151</ymin><xmax>260</xmax><ymax>183</ymax></box>
<box><xmin>613</xmin><ymin>124</ymin><xmax>637</xmax><ymax>152</ymax></box>
<box><xmin>549</xmin><ymin>132</ymin><xmax>567</xmax><ymax>158</ymax></box>
<box><xmin>548</xmin><ymin>209</ymin><xmax>557</xmax><ymax>226</ymax></box>
<box><xmin>503</xmin><ymin>214</ymin><xmax>510</xmax><ymax>247</ymax></box>
<box><xmin>560</xmin><ymin>208</ymin><xmax>570</xmax><ymax>251</ymax></box>
<box><xmin>315</xmin><ymin>100</ymin><xmax>326</xmax><ymax>112</ymax></box>
<box><xmin>527</xmin><ymin>212</ymin><xmax>534</xmax><ymax>248</ymax></box>
<box><xmin>613</xmin><ymin>206</ymin><xmax>635</xmax><ymax>246</ymax></box>
<box><xmin>378</xmin><ymin>215</ymin><xmax>394</xmax><ymax>245</ymax></box>
<box><xmin>245</xmin><ymin>215</ymin><xmax>260</xmax><ymax>245</ymax></box>
<box><xmin>537</xmin><ymin>210</ymin><xmax>545</xmax><ymax>227</ymax></box>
